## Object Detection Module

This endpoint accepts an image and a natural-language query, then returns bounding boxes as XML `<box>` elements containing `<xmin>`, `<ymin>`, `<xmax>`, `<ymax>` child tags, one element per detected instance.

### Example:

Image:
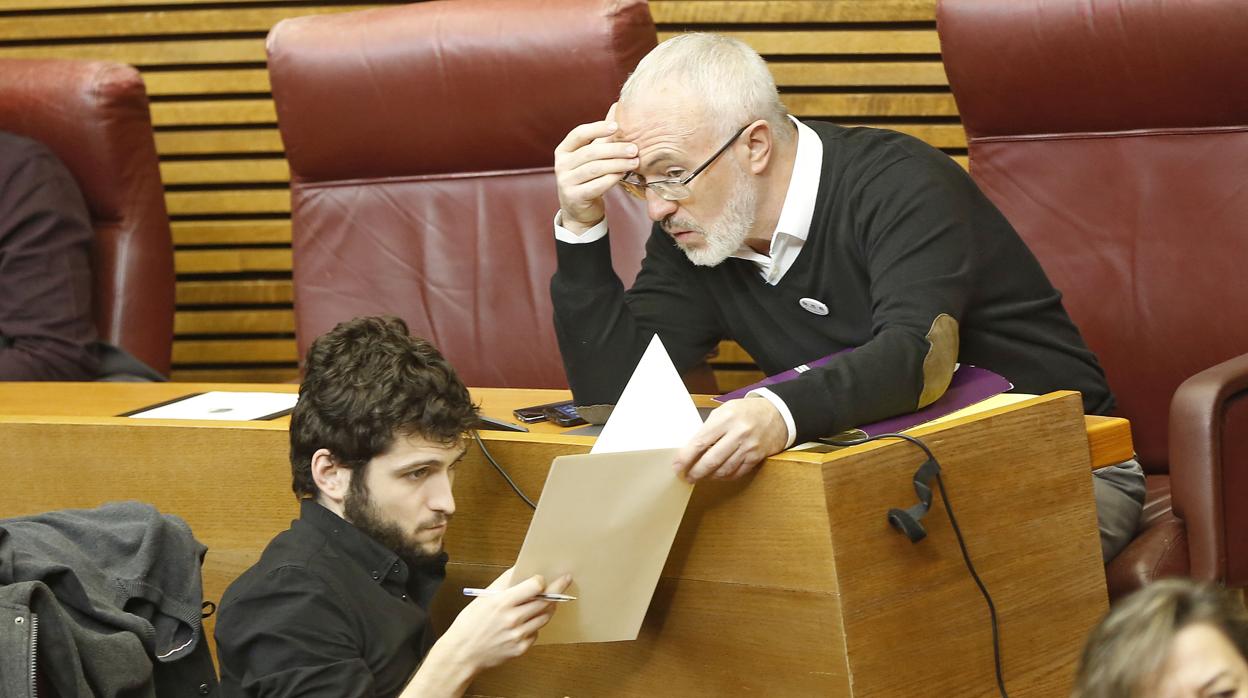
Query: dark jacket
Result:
<box><xmin>0</xmin><ymin>502</ymin><xmax>218</xmax><ymax>697</ymax></box>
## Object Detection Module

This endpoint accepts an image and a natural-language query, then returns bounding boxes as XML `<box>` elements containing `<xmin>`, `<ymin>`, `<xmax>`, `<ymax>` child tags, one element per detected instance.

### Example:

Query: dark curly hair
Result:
<box><xmin>290</xmin><ymin>316</ymin><xmax>478</xmax><ymax>499</ymax></box>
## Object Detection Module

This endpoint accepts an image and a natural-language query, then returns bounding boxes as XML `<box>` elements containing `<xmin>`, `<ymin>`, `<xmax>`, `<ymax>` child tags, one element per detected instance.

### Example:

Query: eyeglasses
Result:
<box><xmin>619</xmin><ymin>124</ymin><xmax>750</xmax><ymax>201</ymax></box>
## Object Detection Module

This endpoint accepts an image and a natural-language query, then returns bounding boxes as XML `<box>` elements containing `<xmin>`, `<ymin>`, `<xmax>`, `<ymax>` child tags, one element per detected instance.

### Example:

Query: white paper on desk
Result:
<box><xmin>591</xmin><ymin>334</ymin><xmax>704</xmax><ymax>454</ymax></box>
<box><xmin>511</xmin><ymin>334</ymin><xmax>701</xmax><ymax>644</ymax></box>
<box><xmin>127</xmin><ymin>391</ymin><xmax>297</xmax><ymax>421</ymax></box>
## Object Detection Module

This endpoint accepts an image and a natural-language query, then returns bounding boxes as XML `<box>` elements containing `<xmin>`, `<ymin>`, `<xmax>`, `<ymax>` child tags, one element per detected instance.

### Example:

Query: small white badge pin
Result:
<box><xmin>799</xmin><ymin>297</ymin><xmax>829</xmax><ymax>316</ymax></box>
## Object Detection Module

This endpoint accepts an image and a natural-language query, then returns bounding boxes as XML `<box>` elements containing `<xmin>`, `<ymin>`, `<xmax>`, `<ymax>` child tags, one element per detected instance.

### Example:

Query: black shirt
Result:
<box><xmin>552</xmin><ymin>121</ymin><xmax>1113</xmax><ymax>442</ymax></box>
<box><xmin>215</xmin><ymin>500</ymin><xmax>447</xmax><ymax>697</ymax></box>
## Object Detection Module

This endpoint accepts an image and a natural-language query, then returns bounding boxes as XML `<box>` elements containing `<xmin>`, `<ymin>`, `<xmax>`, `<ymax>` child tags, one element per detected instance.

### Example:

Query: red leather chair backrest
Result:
<box><xmin>938</xmin><ymin>0</ymin><xmax>1248</xmax><ymax>473</ymax></box>
<box><xmin>267</xmin><ymin>0</ymin><xmax>658</xmax><ymax>388</ymax></box>
<box><xmin>0</xmin><ymin>59</ymin><xmax>175</xmax><ymax>376</ymax></box>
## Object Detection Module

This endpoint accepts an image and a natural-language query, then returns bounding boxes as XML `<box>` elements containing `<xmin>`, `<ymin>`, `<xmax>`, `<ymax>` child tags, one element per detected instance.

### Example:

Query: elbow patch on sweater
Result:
<box><xmin>917</xmin><ymin>313</ymin><xmax>959</xmax><ymax>408</ymax></box>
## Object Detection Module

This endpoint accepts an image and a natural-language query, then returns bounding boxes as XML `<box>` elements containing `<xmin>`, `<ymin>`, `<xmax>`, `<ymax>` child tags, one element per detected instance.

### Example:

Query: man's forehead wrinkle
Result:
<box><xmin>618</xmin><ymin>115</ymin><xmax>696</xmax><ymax>144</ymax></box>
<box><xmin>618</xmin><ymin>112</ymin><xmax>700</xmax><ymax>175</ymax></box>
<box><xmin>618</xmin><ymin>94</ymin><xmax>699</xmax><ymax>143</ymax></box>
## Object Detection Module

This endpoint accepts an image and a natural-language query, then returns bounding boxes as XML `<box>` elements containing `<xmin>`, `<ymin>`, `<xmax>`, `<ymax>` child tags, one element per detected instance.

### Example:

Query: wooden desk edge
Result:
<box><xmin>0</xmin><ymin>388</ymin><xmax>1133</xmax><ymax>468</ymax></box>
<box><xmin>774</xmin><ymin>392</ymin><xmax>1133</xmax><ymax>470</ymax></box>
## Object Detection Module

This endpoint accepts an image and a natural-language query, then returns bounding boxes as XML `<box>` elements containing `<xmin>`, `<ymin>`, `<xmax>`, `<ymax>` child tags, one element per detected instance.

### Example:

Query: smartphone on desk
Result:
<box><xmin>513</xmin><ymin>399</ymin><xmax>574</xmax><ymax>424</ymax></box>
<box><xmin>543</xmin><ymin>402</ymin><xmax>587</xmax><ymax>428</ymax></box>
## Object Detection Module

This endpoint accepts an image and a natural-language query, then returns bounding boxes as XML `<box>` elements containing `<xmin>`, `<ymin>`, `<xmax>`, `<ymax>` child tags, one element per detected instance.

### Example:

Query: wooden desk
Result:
<box><xmin>0</xmin><ymin>385</ymin><xmax>1124</xmax><ymax>696</ymax></box>
<box><xmin>0</xmin><ymin>382</ymin><xmax>1134</xmax><ymax>467</ymax></box>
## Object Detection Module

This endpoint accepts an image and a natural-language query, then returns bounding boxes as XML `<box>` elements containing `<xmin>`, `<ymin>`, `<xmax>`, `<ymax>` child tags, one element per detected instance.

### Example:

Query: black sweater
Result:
<box><xmin>551</xmin><ymin>121</ymin><xmax>1113</xmax><ymax>444</ymax></box>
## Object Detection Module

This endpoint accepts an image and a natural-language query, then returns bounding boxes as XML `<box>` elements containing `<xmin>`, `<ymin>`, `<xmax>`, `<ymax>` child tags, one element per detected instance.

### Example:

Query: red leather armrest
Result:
<box><xmin>1169</xmin><ymin>351</ymin><xmax>1248</xmax><ymax>583</ymax></box>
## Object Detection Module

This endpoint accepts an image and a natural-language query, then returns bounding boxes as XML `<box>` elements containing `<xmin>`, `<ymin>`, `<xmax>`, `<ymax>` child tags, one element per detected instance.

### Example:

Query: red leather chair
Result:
<box><xmin>266</xmin><ymin>0</ymin><xmax>699</xmax><ymax>389</ymax></box>
<box><xmin>938</xmin><ymin>0</ymin><xmax>1248</xmax><ymax>598</ymax></box>
<box><xmin>0</xmin><ymin>59</ymin><xmax>175</xmax><ymax>377</ymax></box>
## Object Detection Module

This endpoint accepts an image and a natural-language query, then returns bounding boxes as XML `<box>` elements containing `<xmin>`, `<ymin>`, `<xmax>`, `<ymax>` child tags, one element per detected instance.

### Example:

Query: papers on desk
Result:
<box><xmin>123</xmin><ymin>391</ymin><xmax>298</xmax><ymax>421</ymax></box>
<box><xmin>512</xmin><ymin>335</ymin><xmax>699</xmax><ymax>644</ymax></box>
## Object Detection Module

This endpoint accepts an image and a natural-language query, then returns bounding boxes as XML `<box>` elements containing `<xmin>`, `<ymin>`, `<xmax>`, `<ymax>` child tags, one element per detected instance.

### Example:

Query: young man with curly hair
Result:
<box><xmin>215</xmin><ymin>316</ymin><xmax>569</xmax><ymax>696</ymax></box>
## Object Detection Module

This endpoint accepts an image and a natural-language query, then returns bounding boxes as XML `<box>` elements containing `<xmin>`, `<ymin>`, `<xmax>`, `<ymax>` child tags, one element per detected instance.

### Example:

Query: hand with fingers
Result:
<box><xmin>673</xmin><ymin>397</ymin><xmax>788</xmax><ymax>483</ymax></box>
<box><xmin>555</xmin><ymin>102</ymin><xmax>639</xmax><ymax>234</ymax></box>
<box><xmin>444</xmin><ymin>568</ymin><xmax>572</xmax><ymax>669</ymax></box>
<box><xmin>404</xmin><ymin>568</ymin><xmax>572</xmax><ymax>697</ymax></box>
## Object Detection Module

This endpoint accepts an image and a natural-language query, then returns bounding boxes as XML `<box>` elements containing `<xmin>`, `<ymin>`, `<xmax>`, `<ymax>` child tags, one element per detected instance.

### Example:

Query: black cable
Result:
<box><xmin>828</xmin><ymin>432</ymin><xmax>1008</xmax><ymax>698</ymax></box>
<box><xmin>471</xmin><ymin>430</ymin><xmax>536</xmax><ymax>510</ymax></box>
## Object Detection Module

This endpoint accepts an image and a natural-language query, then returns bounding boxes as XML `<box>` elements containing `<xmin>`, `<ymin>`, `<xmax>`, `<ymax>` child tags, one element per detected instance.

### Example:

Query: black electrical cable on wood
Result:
<box><xmin>828</xmin><ymin>432</ymin><xmax>1009</xmax><ymax>698</ymax></box>
<box><xmin>471</xmin><ymin>430</ymin><xmax>536</xmax><ymax>510</ymax></box>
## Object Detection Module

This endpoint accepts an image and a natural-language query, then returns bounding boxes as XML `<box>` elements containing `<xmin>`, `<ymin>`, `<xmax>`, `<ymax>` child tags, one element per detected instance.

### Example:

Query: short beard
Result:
<box><xmin>343</xmin><ymin>469</ymin><xmax>447</xmax><ymax>564</ymax></box>
<box><xmin>665</xmin><ymin>161</ymin><xmax>758</xmax><ymax>267</ymax></box>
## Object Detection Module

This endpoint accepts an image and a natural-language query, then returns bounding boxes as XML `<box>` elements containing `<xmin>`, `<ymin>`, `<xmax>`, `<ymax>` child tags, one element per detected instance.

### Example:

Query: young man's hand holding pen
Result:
<box><xmin>402</xmin><ymin>567</ymin><xmax>572</xmax><ymax>697</ymax></box>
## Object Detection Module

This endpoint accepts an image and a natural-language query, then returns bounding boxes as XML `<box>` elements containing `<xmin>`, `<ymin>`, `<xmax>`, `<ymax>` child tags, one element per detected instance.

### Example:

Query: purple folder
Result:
<box><xmin>715</xmin><ymin>352</ymin><xmax>1013</xmax><ymax>438</ymax></box>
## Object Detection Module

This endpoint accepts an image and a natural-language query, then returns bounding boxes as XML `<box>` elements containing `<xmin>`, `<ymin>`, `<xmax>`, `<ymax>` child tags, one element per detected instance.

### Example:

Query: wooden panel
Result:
<box><xmin>787</xmin><ymin>93</ymin><xmax>958</xmax><ymax>117</ymax></box>
<box><xmin>822</xmin><ymin>392</ymin><xmax>1106</xmax><ymax>697</ymax></box>
<box><xmin>440</xmin><ymin>566</ymin><xmax>848</xmax><ymax>696</ymax></box>
<box><xmin>3</xmin><ymin>0</ymin><xmax>936</xmax><ymax>17</ymax></box>
<box><xmin>712</xmin><ymin>340</ymin><xmax>755</xmax><ymax>364</ymax></box>
<box><xmin>173</xmin><ymin>338</ymin><xmax>297</xmax><ymax>363</ymax></box>
<box><xmin>0</xmin><ymin>39</ymin><xmax>266</xmax><ymax>65</ymax></box>
<box><xmin>1085</xmin><ymin>415</ymin><xmax>1136</xmax><ymax>467</ymax></box>
<box><xmin>444</xmin><ymin>439</ymin><xmax>836</xmax><ymax>591</ymax></box>
<box><xmin>771</xmin><ymin>61</ymin><xmax>949</xmax><ymax>87</ymax></box>
<box><xmin>0</xmin><ymin>392</ymin><xmax>1115</xmax><ymax>696</ymax></box>
<box><xmin>858</xmin><ymin>123</ymin><xmax>965</xmax><ymax>148</ymax></box>
<box><xmin>165</xmin><ymin>190</ymin><xmax>289</xmax><ymax>215</ymax></box>
<box><xmin>0</xmin><ymin>418</ymin><xmax>294</xmax><ymax>667</ymax></box>
<box><xmin>160</xmin><ymin>158</ymin><xmax>289</xmax><ymax>185</ymax></box>
<box><xmin>142</xmin><ymin>68</ymin><xmax>270</xmax><ymax>96</ymax></box>
<box><xmin>150</xmin><ymin>99</ymin><xmax>276</xmax><ymax>127</ymax></box>
<box><xmin>172</xmin><ymin>220</ymin><xmax>291</xmax><ymax>246</ymax></box>
<box><xmin>175</xmin><ymin>309</ymin><xmax>294</xmax><ymax>335</ymax></box>
<box><xmin>658</xmin><ymin>30</ymin><xmax>941</xmax><ymax>55</ymax></box>
<box><xmin>0</xmin><ymin>381</ymin><xmax>292</xmax><ymax>419</ymax></box>
<box><xmin>0</xmin><ymin>383</ymin><xmax>573</xmax><ymax>424</ymax></box>
<box><xmin>0</xmin><ymin>392</ymin><xmax>1112</xmax><ymax>694</ymax></box>
<box><xmin>651</xmin><ymin>0</ymin><xmax>937</xmax><ymax>23</ymax></box>
<box><xmin>154</xmin><ymin>129</ymin><xmax>284</xmax><ymax>156</ymax></box>
<box><xmin>170</xmin><ymin>367</ymin><xmax>300</xmax><ymax>383</ymax></box>
<box><xmin>1</xmin><ymin>6</ymin><xmax>378</xmax><ymax>41</ymax></box>
<box><xmin>175</xmin><ymin>248</ymin><xmax>292</xmax><ymax>274</ymax></box>
<box><xmin>176</xmin><ymin>279</ymin><xmax>293</xmax><ymax>305</ymax></box>
<box><xmin>2</xmin><ymin>0</ymin><xmax>332</xmax><ymax>8</ymax></box>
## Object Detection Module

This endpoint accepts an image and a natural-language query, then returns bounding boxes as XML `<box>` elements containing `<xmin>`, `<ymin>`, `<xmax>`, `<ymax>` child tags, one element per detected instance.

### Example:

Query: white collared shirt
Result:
<box><xmin>554</xmin><ymin>117</ymin><xmax>825</xmax><ymax>447</ymax></box>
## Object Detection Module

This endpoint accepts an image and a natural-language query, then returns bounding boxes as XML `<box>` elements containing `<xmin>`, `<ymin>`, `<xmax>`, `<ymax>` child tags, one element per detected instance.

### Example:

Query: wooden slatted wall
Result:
<box><xmin>0</xmin><ymin>0</ymin><xmax>957</xmax><ymax>388</ymax></box>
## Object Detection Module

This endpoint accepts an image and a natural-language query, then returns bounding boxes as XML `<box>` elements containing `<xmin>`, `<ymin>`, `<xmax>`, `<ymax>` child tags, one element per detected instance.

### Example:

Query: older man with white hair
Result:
<box><xmin>550</xmin><ymin>33</ymin><xmax>1144</xmax><ymax>561</ymax></box>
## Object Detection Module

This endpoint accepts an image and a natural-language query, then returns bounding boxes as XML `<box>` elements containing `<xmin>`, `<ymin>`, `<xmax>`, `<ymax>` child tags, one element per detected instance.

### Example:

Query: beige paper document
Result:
<box><xmin>512</xmin><ymin>447</ymin><xmax>690</xmax><ymax>644</ymax></box>
<box><xmin>511</xmin><ymin>335</ymin><xmax>701</xmax><ymax>644</ymax></box>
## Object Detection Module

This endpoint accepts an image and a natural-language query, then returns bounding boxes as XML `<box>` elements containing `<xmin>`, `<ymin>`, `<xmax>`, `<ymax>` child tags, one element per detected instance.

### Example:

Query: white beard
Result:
<box><xmin>666</xmin><ymin>163</ymin><xmax>758</xmax><ymax>267</ymax></box>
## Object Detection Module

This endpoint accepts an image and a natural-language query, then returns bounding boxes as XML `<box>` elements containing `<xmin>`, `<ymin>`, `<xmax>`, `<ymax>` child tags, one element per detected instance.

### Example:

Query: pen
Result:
<box><xmin>462</xmin><ymin>587</ymin><xmax>577</xmax><ymax>602</ymax></box>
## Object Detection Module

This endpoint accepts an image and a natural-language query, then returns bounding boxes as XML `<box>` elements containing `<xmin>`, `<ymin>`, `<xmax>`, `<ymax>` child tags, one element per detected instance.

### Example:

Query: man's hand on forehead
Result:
<box><xmin>554</xmin><ymin>101</ymin><xmax>641</xmax><ymax>233</ymax></box>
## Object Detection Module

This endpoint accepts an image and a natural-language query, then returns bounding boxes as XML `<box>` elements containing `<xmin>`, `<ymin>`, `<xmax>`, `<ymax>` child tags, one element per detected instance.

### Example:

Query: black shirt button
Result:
<box><xmin>371</xmin><ymin>571</ymin><xmax>380</xmax><ymax>580</ymax></box>
<box><xmin>198</xmin><ymin>683</ymin><xmax>211</xmax><ymax>695</ymax></box>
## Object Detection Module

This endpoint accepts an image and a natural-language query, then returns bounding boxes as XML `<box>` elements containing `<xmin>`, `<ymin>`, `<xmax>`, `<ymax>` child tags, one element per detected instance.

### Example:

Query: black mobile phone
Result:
<box><xmin>543</xmin><ymin>402</ymin><xmax>587</xmax><ymax>428</ymax></box>
<box><xmin>513</xmin><ymin>399</ymin><xmax>575</xmax><ymax>424</ymax></box>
